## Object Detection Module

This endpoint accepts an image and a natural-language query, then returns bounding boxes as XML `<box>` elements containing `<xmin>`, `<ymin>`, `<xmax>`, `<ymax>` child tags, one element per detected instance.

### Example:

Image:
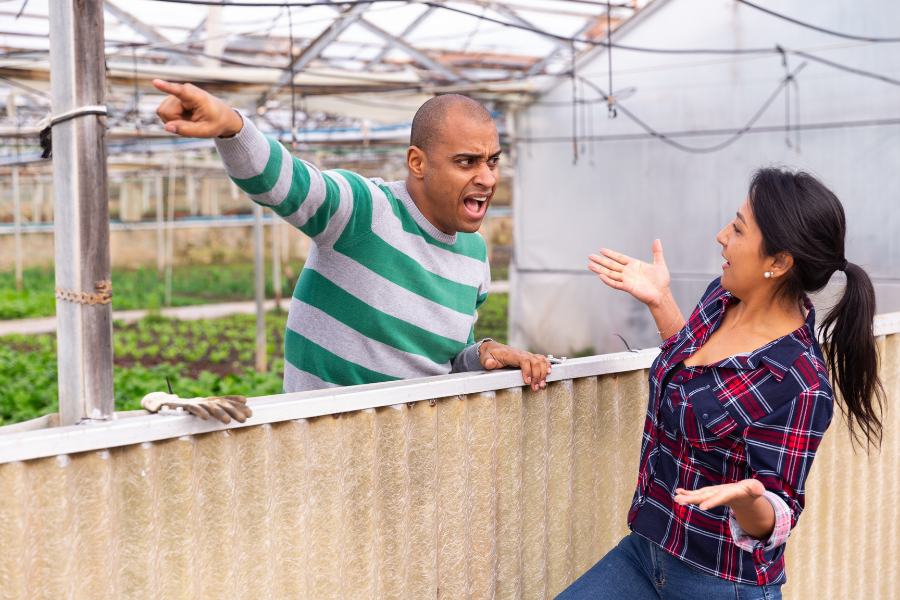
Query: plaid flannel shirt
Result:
<box><xmin>628</xmin><ymin>278</ymin><xmax>834</xmax><ymax>586</ymax></box>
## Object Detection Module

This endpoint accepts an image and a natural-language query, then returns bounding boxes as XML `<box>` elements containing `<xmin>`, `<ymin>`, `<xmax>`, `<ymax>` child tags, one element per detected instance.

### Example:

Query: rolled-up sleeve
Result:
<box><xmin>728</xmin><ymin>491</ymin><xmax>793</xmax><ymax>552</ymax></box>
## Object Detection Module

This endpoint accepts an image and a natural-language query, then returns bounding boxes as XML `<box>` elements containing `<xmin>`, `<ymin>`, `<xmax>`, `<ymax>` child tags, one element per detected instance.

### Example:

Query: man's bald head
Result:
<box><xmin>410</xmin><ymin>94</ymin><xmax>494</xmax><ymax>154</ymax></box>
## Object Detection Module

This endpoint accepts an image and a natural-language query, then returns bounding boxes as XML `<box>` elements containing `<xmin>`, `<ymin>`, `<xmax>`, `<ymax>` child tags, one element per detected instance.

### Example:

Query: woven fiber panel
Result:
<box><xmin>783</xmin><ymin>333</ymin><xmax>900</xmax><ymax>600</ymax></box>
<box><xmin>0</xmin><ymin>371</ymin><xmax>646</xmax><ymax>600</ymax></box>
<box><xmin>1</xmin><ymin>335</ymin><xmax>898</xmax><ymax>600</ymax></box>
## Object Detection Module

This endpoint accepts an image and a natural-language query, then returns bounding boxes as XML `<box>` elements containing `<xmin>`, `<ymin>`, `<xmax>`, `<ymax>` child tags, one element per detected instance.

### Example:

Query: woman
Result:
<box><xmin>560</xmin><ymin>168</ymin><xmax>884</xmax><ymax>600</ymax></box>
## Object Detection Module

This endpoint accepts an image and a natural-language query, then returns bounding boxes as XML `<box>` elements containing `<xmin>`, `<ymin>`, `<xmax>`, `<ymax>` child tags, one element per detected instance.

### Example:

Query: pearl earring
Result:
<box><xmin>764</xmin><ymin>271</ymin><xmax>773</xmax><ymax>278</ymax></box>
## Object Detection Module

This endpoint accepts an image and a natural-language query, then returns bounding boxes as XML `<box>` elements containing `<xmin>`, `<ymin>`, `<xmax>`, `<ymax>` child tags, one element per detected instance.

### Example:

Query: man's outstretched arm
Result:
<box><xmin>154</xmin><ymin>79</ymin><xmax>346</xmax><ymax>241</ymax></box>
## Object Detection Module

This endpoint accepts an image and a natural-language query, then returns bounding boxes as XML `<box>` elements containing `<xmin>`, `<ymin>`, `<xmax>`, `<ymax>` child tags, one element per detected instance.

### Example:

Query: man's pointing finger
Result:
<box><xmin>152</xmin><ymin>78</ymin><xmax>185</xmax><ymax>96</ymax></box>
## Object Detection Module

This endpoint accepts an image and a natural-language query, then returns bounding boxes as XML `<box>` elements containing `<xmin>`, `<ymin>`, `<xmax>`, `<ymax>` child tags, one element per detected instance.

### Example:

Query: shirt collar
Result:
<box><xmin>710</xmin><ymin>292</ymin><xmax>816</xmax><ymax>382</ymax></box>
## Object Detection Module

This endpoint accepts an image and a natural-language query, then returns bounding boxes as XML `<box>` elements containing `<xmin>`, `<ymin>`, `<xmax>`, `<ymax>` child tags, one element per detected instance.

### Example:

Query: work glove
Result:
<box><xmin>141</xmin><ymin>392</ymin><xmax>253</xmax><ymax>424</ymax></box>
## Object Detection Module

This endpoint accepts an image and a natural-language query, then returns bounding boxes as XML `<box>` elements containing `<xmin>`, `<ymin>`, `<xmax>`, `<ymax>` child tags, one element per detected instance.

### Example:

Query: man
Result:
<box><xmin>151</xmin><ymin>79</ymin><xmax>551</xmax><ymax>398</ymax></box>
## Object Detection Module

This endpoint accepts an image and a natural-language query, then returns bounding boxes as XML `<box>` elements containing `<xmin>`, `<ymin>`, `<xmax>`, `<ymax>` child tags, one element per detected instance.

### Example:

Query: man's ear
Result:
<box><xmin>407</xmin><ymin>146</ymin><xmax>427</xmax><ymax>179</ymax></box>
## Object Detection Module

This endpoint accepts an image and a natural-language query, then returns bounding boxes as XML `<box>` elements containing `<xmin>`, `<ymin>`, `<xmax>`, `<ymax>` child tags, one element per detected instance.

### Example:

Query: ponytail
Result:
<box><xmin>819</xmin><ymin>263</ymin><xmax>885</xmax><ymax>449</ymax></box>
<box><xmin>749</xmin><ymin>168</ymin><xmax>885</xmax><ymax>450</ymax></box>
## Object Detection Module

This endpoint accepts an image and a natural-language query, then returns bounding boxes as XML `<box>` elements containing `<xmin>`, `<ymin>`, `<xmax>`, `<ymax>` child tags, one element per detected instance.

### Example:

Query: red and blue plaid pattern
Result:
<box><xmin>627</xmin><ymin>278</ymin><xmax>834</xmax><ymax>586</ymax></box>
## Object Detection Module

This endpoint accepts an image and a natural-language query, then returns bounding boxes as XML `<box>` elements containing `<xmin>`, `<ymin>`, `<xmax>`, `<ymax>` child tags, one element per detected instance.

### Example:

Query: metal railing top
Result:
<box><xmin>1</xmin><ymin>311</ymin><xmax>896</xmax><ymax>465</ymax></box>
<box><xmin>0</xmin><ymin>349</ymin><xmax>661</xmax><ymax>465</ymax></box>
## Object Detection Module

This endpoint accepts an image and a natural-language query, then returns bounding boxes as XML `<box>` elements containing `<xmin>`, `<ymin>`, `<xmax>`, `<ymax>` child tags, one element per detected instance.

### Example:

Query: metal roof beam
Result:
<box><xmin>287</xmin><ymin>2</ymin><xmax>373</xmax><ymax>78</ymax></box>
<box><xmin>491</xmin><ymin>4</ymin><xmax>571</xmax><ymax>53</ymax></box>
<box><xmin>322</xmin><ymin>1</ymin><xmax>462</xmax><ymax>82</ymax></box>
<box><xmin>352</xmin><ymin>18</ymin><xmax>463</xmax><ymax>81</ymax></box>
<box><xmin>259</xmin><ymin>2</ymin><xmax>374</xmax><ymax>104</ymax></box>
<box><xmin>364</xmin><ymin>5</ymin><xmax>437</xmax><ymax>72</ymax></box>
<box><xmin>103</xmin><ymin>0</ymin><xmax>201</xmax><ymax>66</ymax></box>
<box><xmin>523</xmin><ymin>16</ymin><xmax>597</xmax><ymax>77</ymax></box>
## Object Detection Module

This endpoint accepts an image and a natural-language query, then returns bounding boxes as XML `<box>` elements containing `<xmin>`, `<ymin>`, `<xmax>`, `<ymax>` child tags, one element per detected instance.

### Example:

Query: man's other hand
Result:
<box><xmin>153</xmin><ymin>79</ymin><xmax>244</xmax><ymax>139</ymax></box>
<box><xmin>478</xmin><ymin>341</ymin><xmax>552</xmax><ymax>391</ymax></box>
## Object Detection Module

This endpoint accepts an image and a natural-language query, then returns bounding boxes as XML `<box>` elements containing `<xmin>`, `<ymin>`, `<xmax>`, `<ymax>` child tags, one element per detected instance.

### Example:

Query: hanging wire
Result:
<box><xmin>792</xmin><ymin>74</ymin><xmax>802</xmax><ymax>154</ymax></box>
<box><xmin>778</xmin><ymin>46</ymin><xmax>791</xmax><ymax>148</ymax></box>
<box><xmin>736</xmin><ymin>0</ymin><xmax>900</xmax><ymax>43</ymax></box>
<box><xmin>460</xmin><ymin>6</ymin><xmax>486</xmax><ymax>54</ymax></box>
<box><xmin>579</xmin><ymin>76</ymin><xmax>587</xmax><ymax>156</ymax></box>
<box><xmin>139</xmin><ymin>0</ymin><xmax>900</xmax><ymax>55</ymax></box>
<box><xmin>578</xmin><ymin>61</ymin><xmax>808</xmax><ymax>154</ymax></box>
<box><xmin>287</xmin><ymin>4</ymin><xmax>298</xmax><ymax>148</ymax></box>
<box><xmin>585</xmin><ymin>77</ymin><xmax>595</xmax><ymax>167</ymax></box>
<box><xmin>571</xmin><ymin>42</ymin><xmax>578</xmax><ymax>165</ymax></box>
<box><xmin>606</xmin><ymin>1</ymin><xmax>616</xmax><ymax>118</ymax></box>
<box><xmin>131</xmin><ymin>45</ymin><xmax>142</xmax><ymax>136</ymax></box>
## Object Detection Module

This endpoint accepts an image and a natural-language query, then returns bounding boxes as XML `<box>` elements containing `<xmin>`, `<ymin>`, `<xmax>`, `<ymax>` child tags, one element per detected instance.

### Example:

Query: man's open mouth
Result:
<box><xmin>463</xmin><ymin>195</ymin><xmax>488</xmax><ymax>219</ymax></box>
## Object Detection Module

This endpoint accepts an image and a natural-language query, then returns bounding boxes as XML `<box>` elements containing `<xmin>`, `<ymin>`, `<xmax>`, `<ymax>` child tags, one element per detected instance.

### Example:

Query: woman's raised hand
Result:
<box><xmin>588</xmin><ymin>239</ymin><xmax>671</xmax><ymax>308</ymax></box>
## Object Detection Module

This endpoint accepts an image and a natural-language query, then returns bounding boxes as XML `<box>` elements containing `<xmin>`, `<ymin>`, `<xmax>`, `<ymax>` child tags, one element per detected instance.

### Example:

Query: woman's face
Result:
<box><xmin>716</xmin><ymin>196</ymin><xmax>772</xmax><ymax>297</ymax></box>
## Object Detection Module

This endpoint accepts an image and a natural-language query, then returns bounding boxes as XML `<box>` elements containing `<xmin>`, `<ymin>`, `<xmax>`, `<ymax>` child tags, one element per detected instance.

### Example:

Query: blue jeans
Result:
<box><xmin>554</xmin><ymin>532</ymin><xmax>781</xmax><ymax>600</ymax></box>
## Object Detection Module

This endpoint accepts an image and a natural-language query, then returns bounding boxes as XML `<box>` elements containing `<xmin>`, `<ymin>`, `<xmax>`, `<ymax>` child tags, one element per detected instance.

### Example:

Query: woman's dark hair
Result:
<box><xmin>749</xmin><ymin>167</ymin><xmax>885</xmax><ymax>450</ymax></box>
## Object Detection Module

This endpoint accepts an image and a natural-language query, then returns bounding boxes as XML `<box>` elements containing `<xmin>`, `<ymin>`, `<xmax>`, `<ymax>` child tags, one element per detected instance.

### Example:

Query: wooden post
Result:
<box><xmin>272</xmin><ymin>215</ymin><xmax>282</xmax><ymax>310</ymax></box>
<box><xmin>156</xmin><ymin>174</ymin><xmax>164</xmax><ymax>275</ymax></box>
<box><xmin>48</xmin><ymin>0</ymin><xmax>114</xmax><ymax>425</ymax></box>
<box><xmin>253</xmin><ymin>202</ymin><xmax>267</xmax><ymax>372</ymax></box>
<box><xmin>12</xmin><ymin>167</ymin><xmax>22</xmax><ymax>291</ymax></box>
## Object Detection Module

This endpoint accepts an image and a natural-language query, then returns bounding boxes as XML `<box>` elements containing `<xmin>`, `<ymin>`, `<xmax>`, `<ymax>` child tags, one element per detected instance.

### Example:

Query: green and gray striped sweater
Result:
<box><xmin>215</xmin><ymin>119</ymin><xmax>490</xmax><ymax>392</ymax></box>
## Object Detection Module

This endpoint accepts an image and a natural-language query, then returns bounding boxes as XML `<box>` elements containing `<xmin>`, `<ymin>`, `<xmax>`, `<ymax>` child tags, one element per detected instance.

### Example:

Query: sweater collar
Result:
<box><xmin>388</xmin><ymin>181</ymin><xmax>458</xmax><ymax>245</ymax></box>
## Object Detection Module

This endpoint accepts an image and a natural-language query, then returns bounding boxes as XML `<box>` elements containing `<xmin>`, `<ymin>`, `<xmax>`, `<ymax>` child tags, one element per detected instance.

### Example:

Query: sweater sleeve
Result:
<box><xmin>451</xmin><ymin>247</ymin><xmax>492</xmax><ymax>373</ymax></box>
<box><xmin>214</xmin><ymin>115</ymin><xmax>348</xmax><ymax>245</ymax></box>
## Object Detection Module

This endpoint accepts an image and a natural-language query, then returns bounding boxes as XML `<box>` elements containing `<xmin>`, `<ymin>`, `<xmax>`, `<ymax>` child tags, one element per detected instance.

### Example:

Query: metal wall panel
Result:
<box><xmin>510</xmin><ymin>0</ymin><xmax>900</xmax><ymax>356</ymax></box>
<box><xmin>1</xmin><ymin>333</ymin><xmax>898</xmax><ymax>599</ymax></box>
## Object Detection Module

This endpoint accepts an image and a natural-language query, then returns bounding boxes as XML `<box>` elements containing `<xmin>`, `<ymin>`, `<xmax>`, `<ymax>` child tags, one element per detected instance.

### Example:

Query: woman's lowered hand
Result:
<box><xmin>674</xmin><ymin>479</ymin><xmax>776</xmax><ymax>539</ymax></box>
<box><xmin>588</xmin><ymin>239</ymin><xmax>671</xmax><ymax>308</ymax></box>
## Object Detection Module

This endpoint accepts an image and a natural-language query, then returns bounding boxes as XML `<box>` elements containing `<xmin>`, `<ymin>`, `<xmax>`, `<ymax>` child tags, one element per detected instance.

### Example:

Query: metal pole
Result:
<box><xmin>12</xmin><ymin>167</ymin><xmax>21</xmax><ymax>291</ymax></box>
<box><xmin>156</xmin><ymin>174</ymin><xmax>164</xmax><ymax>275</ymax></box>
<box><xmin>165</xmin><ymin>165</ymin><xmax>175</xmax><ymax>307</ymax></box>
<box><xmin>482</xmin><ymin>213</ymin><xmax>492</xmax><ymax>264</ymax></box>
<box><xmin>187</xmin><ymin>174</ymin><xmax>197</xmax><ymax>216</ymax></box>
<box><xmin>253</xmin><ymin>202</ymin><xmax>267</xmax><ymax>372</ymax></box>
<box><xmin>33</xmin><ymin>181</ymin><xmax>43</xmax><ymax>224</ymax></box>
<box><xmin>48</xmin><ymin>0</ymin><xmax>114</xmax><ymax>425</ymax></box>
<box><xmin>272</xmin><ymin>215</ymin><xmax>282</xmax><ymax>310</ymax></box>
<box><xmin>142</xmin><ymin>178</ymin><xmax>150</xmax><ymax>216</ymax></box>
<box><xmin>119</xmin><ymin>180</ymin><xmax>128</xmax><ymax>221</ymax></box>
<box><xmin>212</xmin><ymin>179</ymin><xmax>220</xmax><ymax>216</ymax></box>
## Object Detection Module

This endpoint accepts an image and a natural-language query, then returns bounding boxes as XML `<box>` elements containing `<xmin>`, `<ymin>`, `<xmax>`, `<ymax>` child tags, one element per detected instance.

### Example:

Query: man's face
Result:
<box><xmin>408</xmin><ymin>108</ymin><xmax>500</xmax><ymax>235</ymax></box>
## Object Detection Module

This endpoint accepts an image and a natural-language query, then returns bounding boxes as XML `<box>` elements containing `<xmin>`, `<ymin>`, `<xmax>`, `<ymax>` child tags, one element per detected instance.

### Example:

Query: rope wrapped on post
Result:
<box><xmin>38</xmin><ymin>105</ymin><xmax>108</xmax><ymax>159</ymax></box>
<box><xmin>55</xmin><ymin>281</ymin><xmax>113</xmax><ymax>305</ymax></box>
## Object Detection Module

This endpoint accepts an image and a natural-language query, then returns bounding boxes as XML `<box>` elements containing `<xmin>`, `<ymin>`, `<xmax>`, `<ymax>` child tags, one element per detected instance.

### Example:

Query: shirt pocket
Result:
<box><xmin>680</xmin><ymin>386</ymin><xmax>742</xmax><ymax>452</ymax></box>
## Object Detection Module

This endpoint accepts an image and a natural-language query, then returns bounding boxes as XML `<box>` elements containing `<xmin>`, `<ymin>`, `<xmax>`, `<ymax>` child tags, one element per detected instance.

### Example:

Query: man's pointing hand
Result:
<box><xmin>153</xmin><ymin>79</ymin><xmax>244</xmax><ymax>139</ymax></box>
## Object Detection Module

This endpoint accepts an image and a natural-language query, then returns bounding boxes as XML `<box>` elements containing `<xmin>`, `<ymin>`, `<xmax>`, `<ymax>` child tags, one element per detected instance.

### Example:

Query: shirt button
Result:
<box><xmin>702</xmin><ymin>413</ymin><xmax>709</xmax><ymax>420</ymax></box>
<box><xmin>676</xmin><ymin>375</ymin><xmax>683</xmax><ymax>382</ymax></box>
